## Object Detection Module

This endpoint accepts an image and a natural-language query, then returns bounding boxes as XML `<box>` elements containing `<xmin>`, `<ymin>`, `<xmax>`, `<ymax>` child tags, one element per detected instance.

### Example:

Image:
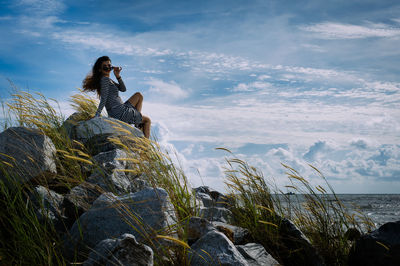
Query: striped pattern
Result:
<box><xmin>95</xmin><ymin>76</ymin><xmax>142</xmax><ymax>125</ymax></box>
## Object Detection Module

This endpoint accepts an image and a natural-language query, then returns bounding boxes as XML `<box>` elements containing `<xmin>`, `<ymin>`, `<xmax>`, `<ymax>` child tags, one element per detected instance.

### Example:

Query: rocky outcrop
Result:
<box><xmin>348</xmin><ymin>221</ymin><xmax>400</xmax><ymax>266</ymax></box>
<box><xmin>64</xmin><ymin>187</ymin><xmax>177</xmax><ymax>260</ymax></box>
<box><xmin>0</xmin><ymin>127</ymin><xmax>57</xmax><ymax>184</ymax></box>
<box><xmin>83</xmin><ymin>233</ymin><xmax>153</xmax><ymax>266</ymax></box>
<box><xmin>67</xmin><ymin>116</ymin><xmax>143</xmax><ymax>155</ymax></box>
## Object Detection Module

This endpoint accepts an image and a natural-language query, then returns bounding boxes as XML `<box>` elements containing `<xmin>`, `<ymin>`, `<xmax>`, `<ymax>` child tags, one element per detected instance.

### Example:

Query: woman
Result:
<box><xmin>82</xmin><ymin>56</ymin><xmax>151</xmax><ymax>138</ymax></box>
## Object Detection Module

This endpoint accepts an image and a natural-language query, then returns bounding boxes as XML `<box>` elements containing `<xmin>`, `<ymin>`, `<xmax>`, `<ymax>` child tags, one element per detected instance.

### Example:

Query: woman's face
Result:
<box><xmin>100</xmin><ymin>60</ymin><xmax>112</xmax><ymax>76</ymax></box>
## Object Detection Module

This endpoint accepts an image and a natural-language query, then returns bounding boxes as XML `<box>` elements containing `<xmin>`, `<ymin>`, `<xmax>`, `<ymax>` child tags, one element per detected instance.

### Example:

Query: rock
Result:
<box><xmin>129</xmin><ymin>176</ymin><xmax>151</xmax><ymax>193</ymax></box>
<box><xmin>212</xmin><ymin>221</ymin><xmax>252</xmax><ymax>245</ymax></box>
<box><xmin>187</xmin><ymin>216</ymin><xmax>214</xmax><ymax>245</ymax></box>
<box><xmin>83</xmin><ymin>233</ymin><xmax>153</xmax><ymax>266</ymax></box>
<box><xmin>92</xmin><ymin>149</ymin><xmax>129</xmax><ymax>174</ymax></box>
<box><xmin>29</xmin><ymin>186</ymin><xmax>65</xmax><ymax>231</ymax></box>
<box><xmin>277</xmin><ymin>218</ymin><xmax>325</xmax><ymax>266</ymax></box>
<box><xmin>200</xmin><ymin>206</ymin><xmax>233</xmax><ymax>223</ymax></box>
<box><xmin>195</xmin><ymin>192</ymin><xmax>214</xmax><ymax>207</ymax></box>
<box><xmin>348</xmin><ymin>221</ymin><xmax>400</xmax><ymax>266</ymax></box>
<box><xmin>215</xmin><ymin>193</ymin><xmax>234</xmax><ymax>208</ymax></box>
<box><xmin>188</xmin><ymin>230</ymin><xmax>248</xmax><ymax>266</ymax></box>
<box><xmin>61</xmin><ymin>112</ymin><xmax>83</xmax><ymax>140</ymax></box>
<box><xmin>193</xmin><ymin>186</ymin><xmax>211</xmax><ymax>195</ymax></box>
<box><xmin>86</xmin><ymin>170</ymin><xmax>132</xmax><ymax>195</ymax></box>
<box><xmin>193</xmin><ymin>186</ymin><xmax>233</xmax><ymax>208</ymax></box>
<box><xmin>237</xmin><ymin>243</ymin><xmax>280</xmax><ymax>266</ymax></box>
<box><xmin>72</xmin><ymin>116</ymin><xmax>143</xmax><ymax>155</ymax></box>
<box><xmin>0</xmin><ymin>127</ymin><xmax>57</xmax><ymax>184</ymax></box>
<box><xmin>64</xmin><ymin>187</ymin><xmax>177</xmax><ymax>260</ymax></box>
<box><xmin>63</xmin><ymin>182</ymin><xmax>103</xmax><ymax>221</ymax></box>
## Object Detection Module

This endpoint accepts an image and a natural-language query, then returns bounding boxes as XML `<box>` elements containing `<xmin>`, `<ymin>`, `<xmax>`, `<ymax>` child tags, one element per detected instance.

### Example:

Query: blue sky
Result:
<box><xmin>1</xmin><ymin>0</ymin><xmax>399</xmax><ymax>193</ymax></box>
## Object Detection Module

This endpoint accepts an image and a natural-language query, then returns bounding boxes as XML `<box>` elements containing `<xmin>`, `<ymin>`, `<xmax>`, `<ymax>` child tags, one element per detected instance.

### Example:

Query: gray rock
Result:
<box><xmin>0</xmin><ymin>127</ymin><xmax>57</xmax><ymax>184</ymax></box>
<box><xmin>277</xmin><ymin>218</ymin><xmax>325</xmax><ymax>266</ymax></box>
<box><xmin>195</xmin><ymin>192</ymin><xmax>213</xmax><ymax>207</ymax></box>
<box><xmin>348</xmin><ymin>221</ymin><xmax>400</xmax><ymax>266</ymax></box>
<box><xmin>86</xmin><ymin>170</ymin><xmax>132</xmax><ymax>195</ymax></box>
<box><xmin>212</xmin><ymin>221</ymin><xmax>252</xmax><ymax>245</ymax></box>
<box><xmin>237</xmin><ymin>243</ymin><xmax>279</xmax><ymax>266</ymax></box>
<box><xmin>29</xmin><ymin>186</ymin><xmax>64</xmax><ymax>227</ymax></box>
<box><xmin>129</xmin><ymin>177</ymin><xmax>151</xmax><ymax>193</ymax></box>
<box><xmin>215</xmin><ymin>193</ymin><xmax>234</xmax><ymax>208</ymax></box>
<box><xmin>193</xmin><ymin>186</ymin><xmax>233</xmax><ymax>209</ymax></box>
<box><xmin>83</xmin><ymin>233</ymin><xmax>153</xmax><ymax>266</ymax></box>
<box><xmin>194</xmin><ymin>186</ymin><xmax>211</xmax><ymax>194</ymax></box>
<box><xmin>200</xmin><ymin>207</ymin><xmax>233</xmax><ymax>223</ymax></box>
<box><xmin>72</xmin><ymin>117</ymin><xmax>143</xmax><ymax>155</ymax></box>
<box><xmin>64</xmin><ymin>187</ymin><xmax>177</xmax><ymax>260</ymax></box>
<box><xmin>61</xmin><ymin>112</ymin><xmax>83</xmax><ymax>140</ymax></box>
<box><xmin>188</xmin><ymin>230</ymin><xmax>249</xmax><ymax>266</ymax></box>
<box><xmin>188</xmin><ymin>216</ymin><xmax>214</xmax><ymax>244</ymax></box>
<box><xmin>63</xmin><ymin>182</ymin><xmax>103</xmax><ymax>220</ymax></box>
<box><xmin>92</xmin><ymin>149</ymin><xmax>129</xmax><ymax>173</ymax></box>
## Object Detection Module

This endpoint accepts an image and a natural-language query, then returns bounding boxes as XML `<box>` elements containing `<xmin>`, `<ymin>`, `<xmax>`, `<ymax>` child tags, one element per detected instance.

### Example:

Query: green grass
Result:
<box><xmin>0</xmin><ymin>86</ymin><xmax>376</xmax><ymax>265</ymax></box>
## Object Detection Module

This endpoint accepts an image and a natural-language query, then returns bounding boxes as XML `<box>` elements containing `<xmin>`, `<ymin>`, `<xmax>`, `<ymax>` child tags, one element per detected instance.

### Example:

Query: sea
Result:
<box><xmin>277</xmin><ymin>194</ymin><xmax>400</xmax><ymax>228</ymax></box>
<box><xmin>337</xmin><ymin>194</ymin><xmax>400</xmax><ymax>227</ymax></box>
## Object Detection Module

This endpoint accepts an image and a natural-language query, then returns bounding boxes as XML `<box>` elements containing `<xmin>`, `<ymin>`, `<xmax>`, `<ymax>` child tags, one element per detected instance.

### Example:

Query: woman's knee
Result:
<box><xmin>133</xmin><ymin>92</ymin><xmax>143</xmax><ymax>101</ymax></box>
<box><xmin>143</xmin><ymin>115</ymin><xmax>151</xmax><ymax>124</ymax></box>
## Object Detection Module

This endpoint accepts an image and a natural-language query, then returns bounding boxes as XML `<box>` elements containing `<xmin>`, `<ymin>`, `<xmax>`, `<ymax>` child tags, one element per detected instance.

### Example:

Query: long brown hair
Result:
<box><xmin>82</xmin><ymin>56</ymin><xmax>111</xmax><ymax>97</ymax></box>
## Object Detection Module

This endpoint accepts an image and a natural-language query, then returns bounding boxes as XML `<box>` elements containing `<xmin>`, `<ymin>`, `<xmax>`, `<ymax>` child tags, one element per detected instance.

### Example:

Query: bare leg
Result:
<box><xmin>141</xmin><ymin>115</ymin><xmax>151</xmax><ymax>138</ymax></box>
<box><xmin>127</xmin><ymin>92</ymin><xmax>150</xmax><ymax>138</ymax></box>
<box><xmin>127</xmin><ymin>92</ymin><xmax>143</xmax><ymax>112</ymax></box>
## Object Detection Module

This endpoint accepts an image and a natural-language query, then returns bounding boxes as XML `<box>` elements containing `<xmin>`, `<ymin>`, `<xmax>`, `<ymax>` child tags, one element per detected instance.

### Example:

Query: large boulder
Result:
<box><xmin>348</xmin><ymin>221</ymin><xmax>400</xmax><ymax>266</ymax></box>
<box><xmin>0</xmin><ymin>127</ymin><xmax>57</xmax><ymax>184</ymax></box>
<box><xmin>277</xmin><ymin>218</ymin><xmax>325</xmax><ymax>266</ymax></box>
<box><xmin>66</xmin><ymin>116</ymin><xmax>143</xmax><ymax>155</ymax></box>
<box><xmin>29</xmin><ymin>185</ymin><xmax>65</xmax><ymax>231</ymax></box>
<box><xmin>237</xmin><ymin>243</ymin><xmax>280</xmax><ymax>266</ymax></box>
<box><xmin>212</xmin><ymin>221</ymin><xmax>252</xmax><ymax>245</ymax></box>
<box><xmin>85</xmin><ymin>170</ymin><xmax>132</xmax><ymax>195</ymax></box>
<box><xmin>83</xmin><ymin>233</ymin><xmax>153</xmax><ymax>266</ymax></box>
<box><xmin>199</xmin><ymin>206</ymin><xmax>233</xmax><ymax>223</ymax></box>
<box><xmin>92</xmin><ymin>149</ymin><xmax>129</xmax><ymax>174</ymax></box>
<box><xmin>62</xmin><ymin>181</ymin><xmax>103</xmax><ymax>222</ymax></box>
<box><xmin>64</xmin><ymin>187</ymin><xmax>177</xmax><ymax>260</ymax></box>
<box><xmin>187</xmin><ymin>216</ymin><xmax>214</xmax><ymax>245</ymax></box>
<box><xmin>188</xmin><ymin>230</ymin><xmax>249</xmax><ymax>266</ymax></box>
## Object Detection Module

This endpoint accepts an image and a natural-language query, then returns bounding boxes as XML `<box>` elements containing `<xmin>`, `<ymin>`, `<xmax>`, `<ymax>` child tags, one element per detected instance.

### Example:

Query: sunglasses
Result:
<box><xmin>102</xmin><ymin>64</ymin><xmax>114</xmax><ymax>71</ymax></box>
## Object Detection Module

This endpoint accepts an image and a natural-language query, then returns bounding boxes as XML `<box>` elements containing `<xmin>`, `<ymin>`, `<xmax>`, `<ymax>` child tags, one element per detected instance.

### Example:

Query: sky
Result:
<box><xmin>0</xmin><ymin>0</ymin><xmax>399</xmax><ymax>193</ymax></box>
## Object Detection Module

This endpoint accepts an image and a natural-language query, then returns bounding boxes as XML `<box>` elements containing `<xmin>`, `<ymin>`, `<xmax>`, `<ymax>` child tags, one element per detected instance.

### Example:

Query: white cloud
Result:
<box><xmin>52</xmin><ymin>30</ymin><xmax>173</xmax><ymax>57</ymax></box>
<box><xmin>144</xmin><ymin>78</ymin><xmax>189</xmax><ymax>100</ymax></box>
<box><xmin>14</xmin><ymin>0</ymin><xmax>66</xmax><ymax>15</ymax></box>
<box><xmin>257</xmin><ymin>75</ymin><xmax>271</xmax><ymax>80</ymax></box>
<box><xmin>229</xmin><ymin>81</ymin><xmax>272</xmax><ymax>92</ymax></box>
<box><xmin>300</xmin><ymin>22</ymin><xmax>400</xmax><ymax>39</ymax></box>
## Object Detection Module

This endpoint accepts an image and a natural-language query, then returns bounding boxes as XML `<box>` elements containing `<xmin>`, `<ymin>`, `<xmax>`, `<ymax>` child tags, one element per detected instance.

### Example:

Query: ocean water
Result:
<box><xmin>276</xmin><ymin>194</ymin><xmax>400</xmax><ymax>228</ymax></box>
<box><xmin>337</xmin><ymin>194</ymin><xmax>400</xmax><ymax>227</ymax></box>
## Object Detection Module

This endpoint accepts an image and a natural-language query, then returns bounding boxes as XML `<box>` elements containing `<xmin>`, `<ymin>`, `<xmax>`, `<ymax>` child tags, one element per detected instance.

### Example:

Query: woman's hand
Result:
<box><xmin>113</xmin><ymin>66</ymin><xmax>122</xmax><ymax>78</ymax></box>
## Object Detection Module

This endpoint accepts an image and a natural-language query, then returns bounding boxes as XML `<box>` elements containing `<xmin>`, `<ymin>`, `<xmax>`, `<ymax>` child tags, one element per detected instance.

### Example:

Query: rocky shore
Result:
<box><xmin>0</xmin><ymin>115</ymin><xmax>398</xmax><ymax>265</ymax></box>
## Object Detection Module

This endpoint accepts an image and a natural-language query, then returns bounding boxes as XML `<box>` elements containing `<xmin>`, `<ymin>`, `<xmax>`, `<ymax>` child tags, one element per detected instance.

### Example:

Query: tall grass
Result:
<box><xmin>106</xmin><ymin>128</ymin><xmax>199</xmax><ymax>265</ymax></box>
<box><xmin>0</xmin><ymin>86</ymin><xmax>99</xmax><ymax>265</ymax></box>
<box><xmin>221</xmin><ymin>150</ymin><xmax>375</xmax><ymax>266</ymax></box>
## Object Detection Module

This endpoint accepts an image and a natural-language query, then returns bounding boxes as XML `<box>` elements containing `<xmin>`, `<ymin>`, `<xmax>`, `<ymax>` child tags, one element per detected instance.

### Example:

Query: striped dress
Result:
<box><xmin>94</xmin><ymin>76</ymin><xmax>142</xmax><ymax>126</ymax></box>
